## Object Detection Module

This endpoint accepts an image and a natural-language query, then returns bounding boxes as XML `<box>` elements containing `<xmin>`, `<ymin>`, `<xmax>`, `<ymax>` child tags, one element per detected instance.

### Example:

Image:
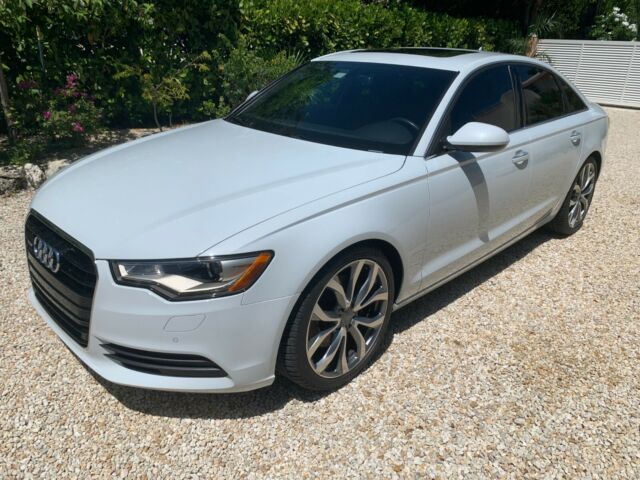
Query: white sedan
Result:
<box><xmin>26</xmin><ymin>48</ymin><xmax>608</xmax><ymax>392</ymax></box>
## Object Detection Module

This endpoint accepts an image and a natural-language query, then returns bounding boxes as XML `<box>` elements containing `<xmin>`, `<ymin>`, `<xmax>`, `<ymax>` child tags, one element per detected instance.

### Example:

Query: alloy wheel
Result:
<box><xmin>568</xmin><ymin>162</ymin><xmax>596</xmax><ymax>228</ymax></box>
<box><xmin>305</xmin><ymin>259</ymin><xmax>389</xmax><ymax>379</ymax></box>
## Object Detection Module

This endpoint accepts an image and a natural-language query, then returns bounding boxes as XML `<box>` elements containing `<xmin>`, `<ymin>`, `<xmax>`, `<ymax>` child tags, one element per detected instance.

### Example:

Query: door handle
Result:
<box><xmin>512</xmin><ymin>150</ymin><xmax>529</xmax><ymax>169</ymax></box>
<box><xmin>570</xmin><ymin>130</ymin><xmax>582</xmax><ymax>146</ymax></box>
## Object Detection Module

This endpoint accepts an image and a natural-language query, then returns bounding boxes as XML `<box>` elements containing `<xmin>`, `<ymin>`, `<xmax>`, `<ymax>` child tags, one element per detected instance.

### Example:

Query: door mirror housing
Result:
<box><xmin>246</xmin><ymin>90</ymin><xmax>259</xmax><ymax>102</ymax></box>
<box><xmin>445</xmin><ymin>122</ymin><xmax>510</xmax><ymax>152</ymax></box>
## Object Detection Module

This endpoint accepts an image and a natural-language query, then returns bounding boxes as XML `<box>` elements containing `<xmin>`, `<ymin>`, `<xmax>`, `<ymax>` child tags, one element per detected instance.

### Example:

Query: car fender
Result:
<box><xmin>202</xmin><ymin>155</ymin><xmax>430</xmax><ymax>307</ymax></box>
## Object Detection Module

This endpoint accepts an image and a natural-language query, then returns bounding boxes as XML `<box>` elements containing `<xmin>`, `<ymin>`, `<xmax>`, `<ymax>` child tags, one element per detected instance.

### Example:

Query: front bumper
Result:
<box><xmin>29</xmin><ymin>260</ymin><xmax>297</xmax><ymax>392</ymax></box>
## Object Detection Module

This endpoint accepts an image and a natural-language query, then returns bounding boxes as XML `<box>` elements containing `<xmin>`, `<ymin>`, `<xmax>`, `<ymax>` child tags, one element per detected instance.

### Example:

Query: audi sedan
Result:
<box><xmin>26</xmin><ymin>48</ymin><xmax>608</xmax><ymax>392</ymax></box>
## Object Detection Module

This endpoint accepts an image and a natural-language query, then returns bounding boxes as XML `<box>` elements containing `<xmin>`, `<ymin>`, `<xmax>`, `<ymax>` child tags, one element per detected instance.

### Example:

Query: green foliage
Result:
<box><xmin>536</xmin><ymin>0</ymin><xmax>640</xmax><ymax>39</ymax></box>
<box><xmin>5</xmin><ymin>74</ymin><xmax>102</xmax><ymax>164</ymax></box>
<box><xmin>534</xmin><ymin>0</ymin><xmax>597</xmax><ymax>38</ymax></box>
<box><xmin>3</xmin><ymin>138</ymin><xmax>45</xmax><ymax>166</ymax></box>
<box><xmin>240</xmin><ymin>0</ymin><xmax>517</xmax><ymax>55</ymax></box>
<box><xmin>0</xmin><ymin>0</ymin><xmax>521</xmax><ymax>158</ymax></box>
<box><xmin>115</xmin><ymin>51</ymin><xmax>212</xmax><ymax>129</ymax></box>
<box><xmin>408</xmin><ymin>0</ymin><xmax>640</xmax><ymax>40</ymax></box>
<box><xmin>590</xmin><ymin>6</ymin><xmax>638</xmax><ymax>40</ymax></box>
<box><xmin>45</xmin><ymin>75</ymin><xmax>100</xmax><ymax>143</ymax></box>
<box><xmin>0</xmin><ymin>0</ymin><xmax>240</xmax><ymax>129</ymax></box>
<box><xmin>206</xmin><ymin>38</ymin><xmax>304</xmax><ymax>117</ymax></box>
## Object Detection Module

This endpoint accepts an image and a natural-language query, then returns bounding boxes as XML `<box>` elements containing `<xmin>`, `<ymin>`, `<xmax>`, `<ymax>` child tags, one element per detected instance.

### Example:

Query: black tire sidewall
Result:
<box><xmin>282</xmin><ymin>247</ymin><xmax>395</xmax><ymax>391</ymax></box>
<box><xmin>548</xmin><ymin>158</ymin><xmax>599</xmax><ymax>236</ymax></box>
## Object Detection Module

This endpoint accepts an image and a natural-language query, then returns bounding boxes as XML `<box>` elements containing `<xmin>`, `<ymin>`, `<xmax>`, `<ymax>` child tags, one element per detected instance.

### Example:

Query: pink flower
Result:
<box><xmin>68</xmin><ymin>104</ymin><xmax>77</xmax><ymax>113</ymax></box>
<box><xmin>71</xmin><ymin>122</ymin><xmax>84</xmax><ymax>133</ymax></box>
<box><xmin>66</xmin><ymin>74</ymin><xmax>78</xmax><ymax>88</ymax></box>
<box><xmin>43</xmin><ymin>111</ymin><xmax>52</xmax><ymax>120</ymax></box>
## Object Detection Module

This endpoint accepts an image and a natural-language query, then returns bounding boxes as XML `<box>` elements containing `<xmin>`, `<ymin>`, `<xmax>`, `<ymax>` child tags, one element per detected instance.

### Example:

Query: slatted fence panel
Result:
<box><xmin>537</xmin><ymin>39</ymin><xmax>640</xmax><ymax>108</ymax></box>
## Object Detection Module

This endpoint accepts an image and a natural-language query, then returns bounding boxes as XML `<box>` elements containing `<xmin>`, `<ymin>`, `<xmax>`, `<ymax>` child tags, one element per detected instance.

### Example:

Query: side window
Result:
<box><xmin>555</xmin><ymin>75</ymin><xmax>587</xmax><ymax>114</ymax></box>
<box><xmin>446</xmin><ymin>65</ymin><xmax>517</xmax><ymax>136</ymax></box>
<box><xmin>515</xmin><ymin>65</ymin><xmax>564</xmax><ymax>125</ymax></box>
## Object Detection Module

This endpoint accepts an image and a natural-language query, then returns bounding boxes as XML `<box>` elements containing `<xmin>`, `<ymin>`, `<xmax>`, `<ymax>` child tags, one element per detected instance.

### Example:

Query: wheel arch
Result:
<box><xmin>299</xmin><ymin>238</ymin><xmax>405</xmax><ymax>304</ymax></box>
<box><xmin>587</xmin><ymin>150</ymin><xmax>602</xmax><ymax>177</ymax></box>
<box><xmin>339</xmin><ymin>239</ymin><xmax>404</xmax><ymax>302</ymax></box>
<box><xmin>275</xmin><ymin>236</ymin><xmax>405</xmax><ymax>377</ymax></box>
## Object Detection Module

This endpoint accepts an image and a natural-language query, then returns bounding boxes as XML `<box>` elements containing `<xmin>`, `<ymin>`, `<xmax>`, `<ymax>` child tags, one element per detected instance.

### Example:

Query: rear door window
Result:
<box><xmin>514</xmin><ymin>65</ymin><xmax>565</xmax><ymax>125</ymax></box>
<box><xmin>555</xmin><ymin>75</ymin><xmax>587</xmax><ymax>114</ymax></box>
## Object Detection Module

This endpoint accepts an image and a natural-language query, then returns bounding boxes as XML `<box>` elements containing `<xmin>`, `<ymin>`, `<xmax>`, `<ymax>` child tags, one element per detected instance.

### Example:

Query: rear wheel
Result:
<box><xmin>546</xmin><ymin>158</ymin><xmax>598</xmax><ymax>235</ymax></box>
<box><xmin>279</xmin><ymin>247</ymin><xmax>394</xmax><ymax>391</ymax></box>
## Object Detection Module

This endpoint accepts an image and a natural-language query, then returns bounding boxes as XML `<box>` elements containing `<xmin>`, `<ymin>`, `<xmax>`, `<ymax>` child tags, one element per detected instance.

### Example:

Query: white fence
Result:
<box><xmin>537</xmin><ymin>39</ymin><xmax>640</xmax><ymax>108</ymax></box>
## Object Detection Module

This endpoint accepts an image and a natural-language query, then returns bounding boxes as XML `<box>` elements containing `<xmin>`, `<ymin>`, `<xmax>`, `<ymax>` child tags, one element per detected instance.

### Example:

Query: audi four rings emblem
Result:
<box><xmin>32</xmin><ymin>236</ymin><xmax>61</xmax><ymax>273</ymax></box>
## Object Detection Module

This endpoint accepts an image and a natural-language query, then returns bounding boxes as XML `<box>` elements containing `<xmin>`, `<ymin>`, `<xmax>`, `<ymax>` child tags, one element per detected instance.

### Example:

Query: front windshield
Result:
<box><xmin>226</xmin><ymin>61</ymin><xmax>456</xmax><ymax>155</ymax></box>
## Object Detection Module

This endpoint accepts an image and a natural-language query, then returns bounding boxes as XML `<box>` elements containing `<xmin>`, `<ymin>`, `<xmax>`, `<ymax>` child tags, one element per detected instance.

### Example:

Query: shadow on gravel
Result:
<box><xmin>92</xmin><ymin>373</ymin><xmax>326</xmax><ymax>419</ymax></box>
<box><xmin>386</xmin><ymin>229</ymin><xmax>554</xmax><ymax>337</ymax></box>
<box><xmin>94</xmin><ymin>230</ymin><xmax>554</xmax><ymax>419</ymax></box>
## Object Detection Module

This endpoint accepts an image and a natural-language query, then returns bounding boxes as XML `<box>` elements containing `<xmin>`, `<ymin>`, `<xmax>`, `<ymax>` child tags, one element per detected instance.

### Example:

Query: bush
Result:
<box><xmin>4</xmin><ymin>74</ymin><xmax>102</xmax><ymax>165</ymax></box>
<box><xmin>204</xmin><ymin>38</ymin><xmax>304</xmax><ymax>117</ymax></box>
<box><xmin>3</xmin><ymin>139</ymin><xmax>45</xmax><ymax>166</ymax></box>
<box><xmin>240</xmin><ymin>0</ymin><xmax>518</xmax><ymax>55</ymax></box>
<box><xmin>0</xmin><ymin>0</ymin><xmax>241</xmax><ymax>130</ymax></box>
<box><xmin>590</xmin><ymin>6</ymin><xmax>638</xmax><ymax>40</ymax></box>
<box><xmin>38</xmin><ymin>74</ymin><xmax>102</xmax><ymax>145</ymax></box>
<box><xmin>0</xmin><ymin>0</ymin><xmax>519</xmax><ymax>148</ymax></box>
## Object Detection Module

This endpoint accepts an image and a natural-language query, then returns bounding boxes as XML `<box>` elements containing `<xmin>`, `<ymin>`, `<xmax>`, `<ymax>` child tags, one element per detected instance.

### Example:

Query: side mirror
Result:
<box><xmin>246</xmin><ymin>90</ymin><xmax>259</xmax><ymax>102</ymax></box>
<box><xmin>445</xmin><ymin>122</ymin><xmax>510</xmax><ymax>152</ymax></box>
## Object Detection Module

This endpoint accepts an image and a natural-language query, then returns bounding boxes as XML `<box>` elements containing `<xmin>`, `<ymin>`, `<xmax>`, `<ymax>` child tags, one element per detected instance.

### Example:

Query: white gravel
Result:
<box><xmin>1</xmin><ymin>107</ymin><xmax>639</xmax><ymax>479</ymax></box>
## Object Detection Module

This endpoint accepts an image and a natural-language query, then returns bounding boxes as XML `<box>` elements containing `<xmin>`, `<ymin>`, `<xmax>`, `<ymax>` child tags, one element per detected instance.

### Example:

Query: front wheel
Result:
<box><xmin>546</xmin><ymin>158</ymin><xmax>599</xmax><ymax>236</ymax></box>
<box><xmin>279</xmin><ymin>247</ymin><xmax>395</xmax><ymax>391</ymax></box>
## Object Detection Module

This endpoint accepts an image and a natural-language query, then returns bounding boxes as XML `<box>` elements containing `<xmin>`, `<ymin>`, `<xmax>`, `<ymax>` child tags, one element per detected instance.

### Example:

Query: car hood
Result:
<box><xmin>32</xmin><ymin>120</ymin><xmax>405</xmax><ymax>259</ymax></box>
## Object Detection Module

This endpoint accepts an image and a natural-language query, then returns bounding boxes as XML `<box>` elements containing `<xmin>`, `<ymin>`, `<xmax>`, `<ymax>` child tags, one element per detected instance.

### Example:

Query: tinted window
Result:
<box><xmin>446</xmin><ymin>65</ymin><xmax>517</xmax><ymax>136</ymax></box>
<box><xmin>227</xmin><ymin>61</ymin><xmax>456</xmax><ymax>155</ymax></box>
<box><xmin>556</xmin><ymin>75</ymin><xmax>587</xmax><ymax>113</ymax></box>
<box><xmin>515</xmin><ymin>65</ymin><xmax>564</xmax><ymax>125</ymax></box>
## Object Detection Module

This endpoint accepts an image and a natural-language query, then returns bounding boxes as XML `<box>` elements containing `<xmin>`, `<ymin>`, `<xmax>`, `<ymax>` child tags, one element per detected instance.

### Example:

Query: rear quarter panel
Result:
<box><xmin>583</xmin><ymin>104</ymin><xmax>609</xmax><ymax>170</ymax></box>
<box><xmin>549</xmin><ymin>105</ymin><xmax>608</xmax><ymax>218</ymax></box>
<box><xmin>573</xmin><ymin>107</ymin><xmax>608</xmax><ymax>182</ymax></box>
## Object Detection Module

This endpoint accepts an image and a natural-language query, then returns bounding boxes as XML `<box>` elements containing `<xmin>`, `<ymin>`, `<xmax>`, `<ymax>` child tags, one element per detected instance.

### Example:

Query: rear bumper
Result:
<box><xmin>29</xmin><ymin>260</ymin><xmax>297</xmax><ymax>393</ymax></box>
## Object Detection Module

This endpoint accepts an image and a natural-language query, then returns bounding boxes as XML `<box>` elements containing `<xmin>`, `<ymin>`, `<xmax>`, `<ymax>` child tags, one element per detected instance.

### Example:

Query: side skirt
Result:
<box><xmin>393</xmin><ymin>211</ymin><xmax>553</xmax><ymax>312</ymax></box>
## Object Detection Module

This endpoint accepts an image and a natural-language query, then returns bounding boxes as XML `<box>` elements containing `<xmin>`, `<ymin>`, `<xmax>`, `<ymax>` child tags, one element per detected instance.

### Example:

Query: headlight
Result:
<box><xmin>110</xmin><ymin>251</ymin><xmax>273</xmax><ymax>301</ymax></box>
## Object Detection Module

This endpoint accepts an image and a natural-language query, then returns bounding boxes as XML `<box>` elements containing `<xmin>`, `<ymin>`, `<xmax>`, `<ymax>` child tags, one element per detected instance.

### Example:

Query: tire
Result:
<box><xmin>279</xmin><ymin>247</ymin><xmax>395</xmax><ymax>391</ymax></box>
<box><xmin>546</xmin><ymin>157</ymin><xmax>599</xmax><ymax>236</ymax></box>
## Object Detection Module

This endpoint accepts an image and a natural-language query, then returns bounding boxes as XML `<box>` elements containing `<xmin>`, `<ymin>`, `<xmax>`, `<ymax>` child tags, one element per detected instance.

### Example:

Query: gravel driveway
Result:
<box><xmin>1</xmin><ymin>107</ymin><xmax>638</xmax><ymax>479</ymax></box>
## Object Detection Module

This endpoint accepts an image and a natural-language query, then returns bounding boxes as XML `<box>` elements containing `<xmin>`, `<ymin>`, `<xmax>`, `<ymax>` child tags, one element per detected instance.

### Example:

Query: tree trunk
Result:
<box><xmin>522</xmin><ymin>0</ymin><xmax>543</xmax><ymax>35</ymax></box>
<box><xmin>152</xmin><ymin>101</ymin><xmax>162</xmax><ymax>131</ymax></box>
<box><xmin>0</xmin><ymin>52</ymin><xmax>15</xmax><ymax>141</ymax></box>
<box><xmin>526</xmin><ymin>34</ymin><xmax>539</xmax><ymax>57</ymax></box>
<box><xmin>529</xmin><ymin>0</ymin><xmax>543</xmax><ymax>31</ymax></box>
<box><xmin>36</xmin><ymin>25</ymin><xmax>46</xmax><ymax>77</ymax></box>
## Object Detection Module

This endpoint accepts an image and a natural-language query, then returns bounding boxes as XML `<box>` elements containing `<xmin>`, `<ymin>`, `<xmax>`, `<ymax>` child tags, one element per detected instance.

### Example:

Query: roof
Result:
<box><xmin>313</xmin><ymin>47</ymin><xmax>527</xmax><ymax>73</ymax></box>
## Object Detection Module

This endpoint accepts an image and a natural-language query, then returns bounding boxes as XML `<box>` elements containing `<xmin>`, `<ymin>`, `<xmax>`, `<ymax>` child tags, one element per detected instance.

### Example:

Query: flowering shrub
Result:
<box><xmin>38</xmin><ymin>74</ymin><xmax>102</xmax><ymax>144</ymax></box>
<box><xmin>4</xmin><ymin>74</ymin><xmax>103</xmax><ymax>164</ymax></box>
<box><xmin>590</xmin><ymin>7</ymin><xmax>638</xmax><ymax>41</ymax></box>
<box><xmin>1</xmin><ymin>0</ymin><xmax>521</xmax><ymax>146</ymax></box>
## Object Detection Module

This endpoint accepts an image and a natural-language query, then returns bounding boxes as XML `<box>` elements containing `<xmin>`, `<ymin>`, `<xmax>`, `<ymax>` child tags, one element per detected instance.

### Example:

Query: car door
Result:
<box><xmin>420</xmin><ymin>64</ymin><xmax>535</xmax><ymax>288</ymax></box>
<box><xmin>512</xmin><ymin>65</ymin><xmax>587</xmax><ymax>216</ymax></box>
